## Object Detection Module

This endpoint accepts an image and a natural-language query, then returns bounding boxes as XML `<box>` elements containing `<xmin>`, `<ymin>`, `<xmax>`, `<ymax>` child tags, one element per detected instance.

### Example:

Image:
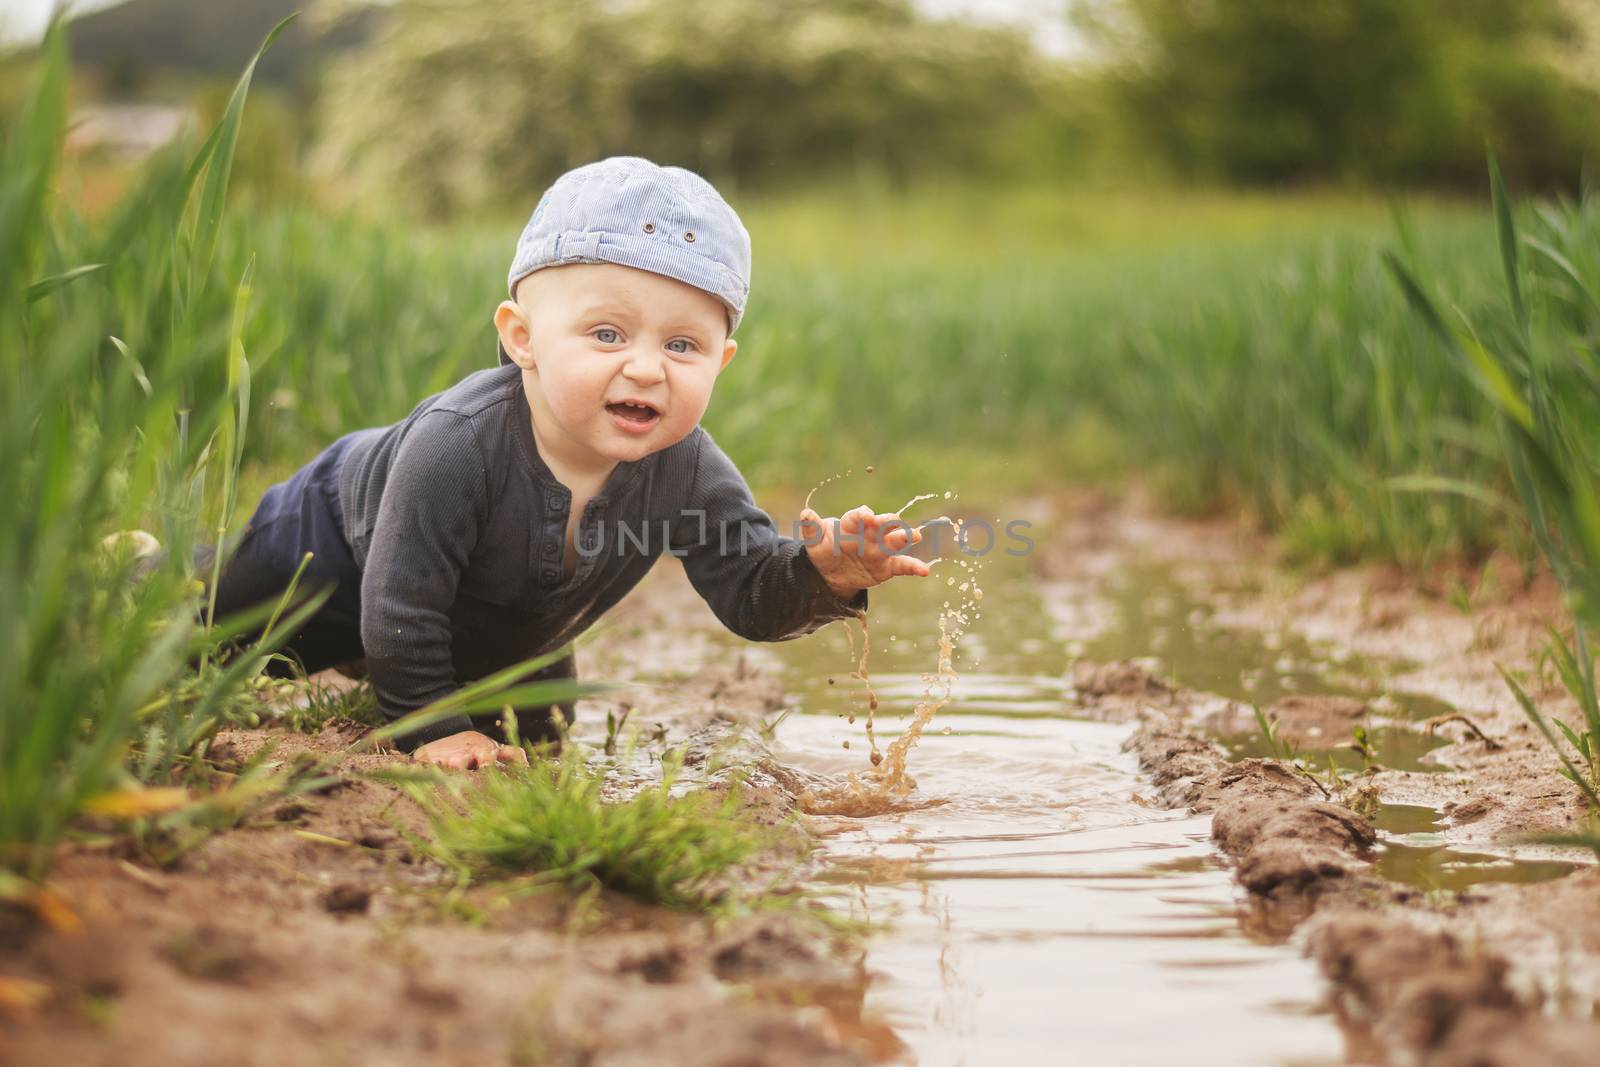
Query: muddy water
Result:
<box><xmin>734</xmin><ymin>554</ymin><xmax>1348</xmax><ymax>1066</ymax></box>
<box><xmin>1074</xmin><ymin>565</ymin><xmax>1584</xmax><ymax>889</ymax></box>
<box><xmin>1078</xmin><ymin>563</ymin><xmax>1455</xmax><ymax>769</ymax></box>
<box><xmin>1373</xmin><ymin>802</ymin><xmax>1582</xmax><ymax>891</ymax></box>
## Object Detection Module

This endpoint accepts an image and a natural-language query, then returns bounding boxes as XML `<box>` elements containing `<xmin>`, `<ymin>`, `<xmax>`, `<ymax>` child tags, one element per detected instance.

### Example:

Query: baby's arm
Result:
<box><xmin>359</xmin><ymin>411</ymin><xmax>500</xmax><ymax>759</ymax></box>
<box><xmin>674</xmin><ymin>430</ymin><xmax>907</xmax><ymax>641</ymax></box>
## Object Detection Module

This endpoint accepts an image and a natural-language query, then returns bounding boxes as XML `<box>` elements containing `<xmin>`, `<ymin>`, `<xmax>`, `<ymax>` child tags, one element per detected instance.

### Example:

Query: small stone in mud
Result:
<box><xmin>403</xmin><ymin>975</ymin><xmax>461</xmax><ymax>1011</ymax></box>
<box><xmin>322</xmin><ymin>884</ymin><xmax>371</xmax><ymax>915</ymax></box>
<box><xmin>827</xmin><ymin>677</ymin><xmax>835</xmax><ymax>685</ymax></box>
<box><xmin>207</xmin><ymin>738</ymin><xmax>246</xmax><ymax>773</ymax></box>
<box><xmin>865</xmin><ymin>465</ymin><xmax>874</xmax><ymax>474</ymax></box>
<box><xmin>842</xmin><ymin>740</ymin><xmax>850</xmax><ymax>750</ymax></box>
<box><xmin>619</xmin><ymin>946</ymin><xmax>686</xmax><ymax>984</ymax></box>
<box><xmin>869</xmin><ymin>697</ymin><xmax>878</xmax><ymax>711</ymax></box>
<box><xmin>1446</xmin><ymin>796</ymin><xmax>1497</xmax><ymax>824</ymax></box>
<box><xmin>273</xmin><ymin>801</ymin><xmax>314</xmax><ymax>823</ymax></box>
<box><xmin>162</xmin><ymin>926</ymin><xmax>265</xmax><ymax>985</ymax></box>
<box><xmin>357</xmin><ymin>828</ymin><xmax>399</xmax><ymax>850</ymax></box>
<box><xmin>870</xmin><ymin>750</ymin><xmax>883</xmax><ymax>766</ymax></box>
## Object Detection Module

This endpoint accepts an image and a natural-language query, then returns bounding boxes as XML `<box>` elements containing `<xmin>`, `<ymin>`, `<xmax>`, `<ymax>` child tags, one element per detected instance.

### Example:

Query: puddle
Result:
<box><xmin>1076</xmin><ymin>563</ymin><xmax>1453</xmax><ymax>772</ymax></box>
<box><xmin>733</xmin><ymin>553</ymin><xmax>1347</xmax><ymax>1065</ymax></box>
<box><xmin>1375</xmin><ymin>802</ymin><xmax>1582</xmax><ymax>891</ymax></box>
<box><xmin>675</xmin><ymin>532</ymin><xmax>1581</xmax><ymax>1061</ymax></box>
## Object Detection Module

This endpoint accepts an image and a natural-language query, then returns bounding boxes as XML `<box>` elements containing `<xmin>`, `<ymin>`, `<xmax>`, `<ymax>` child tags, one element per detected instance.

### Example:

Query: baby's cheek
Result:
<box><xmin>553</xmin><ymin>376</ymin><xmax>600</xmax><ymax>420</ymax></box>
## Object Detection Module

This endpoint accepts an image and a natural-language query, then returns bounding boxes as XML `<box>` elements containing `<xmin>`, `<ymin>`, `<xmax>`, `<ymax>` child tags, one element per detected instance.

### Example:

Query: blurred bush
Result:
<box><xmin>310</xmin><ymin>0</ymin><xmax>1061</xmax><ymax>216</ymax></box>
<box><xmin>1076</xmin><ymin>0</ymin><xmax>1600</xmax><ymax>190</ymax></box>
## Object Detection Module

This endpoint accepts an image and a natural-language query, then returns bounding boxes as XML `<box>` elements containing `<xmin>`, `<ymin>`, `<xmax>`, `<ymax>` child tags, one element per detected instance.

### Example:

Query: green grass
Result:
<box><xmin>0</xmin><ymin>17</ymin><xmax>303</xmax><ymax>880</ymax></box>
<box><xmin>1385</xmin><ymin>157</ymin><xmax>1600</xmax><ymax>849</ymax></box>
<box><xmin>406</xmin><ymin>747</ymin><xmax>779</xmax><ymax>912</ymax></box>
<box><xmin>0</xmin><ymin>20</ymin><xmax>567</xmax><ymax>890</ymax></box>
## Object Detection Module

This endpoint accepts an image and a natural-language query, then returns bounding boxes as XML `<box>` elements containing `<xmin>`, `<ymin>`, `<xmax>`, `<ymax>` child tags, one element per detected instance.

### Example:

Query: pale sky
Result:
<box><xmin>2</xmin><ymin>0</ymin><xmax>1081</xmax><ymax>55</ymax></box>
<box><xmin>1</xmin><ymin>0</ymin><xmax>125</xmax><ymax>45</ymax></box>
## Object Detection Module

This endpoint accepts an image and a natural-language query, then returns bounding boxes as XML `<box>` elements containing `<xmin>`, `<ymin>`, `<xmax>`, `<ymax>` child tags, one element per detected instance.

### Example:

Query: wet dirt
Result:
<box><xmin>1037</xmin><ymin>488</ymin><xmax>1600</xmax><ymax>1066</ymax></box>
<box><xmin>0</xmin><ymin>567</ymin><xmax>886</xmax><ymax>1067</ymax></box>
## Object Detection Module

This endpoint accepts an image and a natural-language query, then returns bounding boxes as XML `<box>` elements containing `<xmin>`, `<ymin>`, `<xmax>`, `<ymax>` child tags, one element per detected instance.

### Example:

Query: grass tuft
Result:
<box><xmin>407</xmin><ymin>748</ymin><xmax>778</xmax><ymax>912</ymax></box>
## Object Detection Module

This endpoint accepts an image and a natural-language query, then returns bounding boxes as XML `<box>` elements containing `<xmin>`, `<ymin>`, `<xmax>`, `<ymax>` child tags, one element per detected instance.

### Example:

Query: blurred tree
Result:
<box><xmin>1075</xmin><ymin>0</ymin><xmax>1599</xmax><ymax>189</ymax></box>
<box><xmin>68</xmin><ymin>0</ymin><xmax>379</xmax><ymax>90</ymax></box>
<box><xmin>311</xmin><ymin>0</ymin><xmax>1054</xmax><ymax>216</ymax></box>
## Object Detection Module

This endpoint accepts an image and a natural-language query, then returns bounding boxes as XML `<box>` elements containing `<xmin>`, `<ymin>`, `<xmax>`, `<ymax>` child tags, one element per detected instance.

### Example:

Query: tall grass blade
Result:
<box><xmin>1488</xmin><ymin>150</ymin><xmax>1528</xmax><ymax>332</ymax></box>
<box><xmin>189</xmin><ymin>14</ymin><xmax>298</xmax><ymax>293</ymax></box>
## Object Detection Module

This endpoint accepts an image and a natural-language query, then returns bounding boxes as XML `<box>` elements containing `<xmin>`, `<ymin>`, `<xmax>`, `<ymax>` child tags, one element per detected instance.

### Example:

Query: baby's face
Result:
<box><xmin>500</xmin><ymin>263</ymin><xmax>736</xmax><ymax>468</ymax></box>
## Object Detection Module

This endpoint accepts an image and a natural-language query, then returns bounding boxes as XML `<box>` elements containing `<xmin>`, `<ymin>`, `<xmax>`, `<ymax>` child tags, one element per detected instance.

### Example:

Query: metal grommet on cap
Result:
<box><xmin>684</xmin><ymin>231</ymin><xmax>696</xmax><ymax>242</ymax></box>
<box><xmin>642</xmin><ymin>222</ymin><xmax>656</xmax><ymax>234</ymax></box>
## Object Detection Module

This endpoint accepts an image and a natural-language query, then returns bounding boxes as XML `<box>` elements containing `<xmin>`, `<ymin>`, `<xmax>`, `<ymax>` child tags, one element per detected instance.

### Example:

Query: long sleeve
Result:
<box><xmin>359</xmin><ymin>410</ymin><xmax>489</xmax><ymax>749</ymax></box>
<box><xmin>673</xmin><ymin>429</ymin><xmax>867</xmax><ymax>641</ymax></box>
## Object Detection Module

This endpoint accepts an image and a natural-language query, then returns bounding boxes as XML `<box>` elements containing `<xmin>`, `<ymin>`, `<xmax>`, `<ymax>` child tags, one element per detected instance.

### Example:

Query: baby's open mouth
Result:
<box><xmin>605</xmin><ymin>400</ymin><xmax>661</xmax><ymax>432</ymax></box>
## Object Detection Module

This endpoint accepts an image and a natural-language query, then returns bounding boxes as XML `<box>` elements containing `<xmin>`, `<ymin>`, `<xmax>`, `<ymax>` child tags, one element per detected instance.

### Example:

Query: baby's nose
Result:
<box><xmin>621</xmin><ymin>348</ymin><xmax>667</xmax><ymax>382</ymax></box>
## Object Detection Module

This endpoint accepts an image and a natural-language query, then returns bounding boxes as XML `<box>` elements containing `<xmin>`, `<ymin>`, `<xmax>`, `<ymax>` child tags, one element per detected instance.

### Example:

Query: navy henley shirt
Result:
<box><xmin>334</xmin><ymin>363</ymin><xmax>867</xmax><ymax>745</ymax></box>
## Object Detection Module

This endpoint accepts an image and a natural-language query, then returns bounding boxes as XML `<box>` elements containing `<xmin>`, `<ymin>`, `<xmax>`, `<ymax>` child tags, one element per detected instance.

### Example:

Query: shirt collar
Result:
<box><xmin>510</xmin><ymin>374</ymin><xmax>645</xmax><ymax>504</ymax></box>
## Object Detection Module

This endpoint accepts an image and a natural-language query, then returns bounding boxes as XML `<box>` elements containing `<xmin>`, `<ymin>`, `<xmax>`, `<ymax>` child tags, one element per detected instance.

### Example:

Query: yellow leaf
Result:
<box><xmin>31</xmin><ymin>886</ymin><xmax>82</xmax><ymax>935</ymax></box>
<box><xmin>82</xmin><ymin>786</ymin><xmax>190</xmax><ymax>818</ymax></box>
<box><xmin>0</xmin><ymin>977</ymin><xmax>50</xmax><ymax>1015</ymax></box>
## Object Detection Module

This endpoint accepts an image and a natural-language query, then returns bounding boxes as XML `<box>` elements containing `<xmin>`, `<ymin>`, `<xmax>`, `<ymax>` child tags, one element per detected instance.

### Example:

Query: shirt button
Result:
<box><xmin>543</xmin><ymin>543</ymin><xmax>557</xmax><ymax>557</ymax></box>
<box><xmin>542</xmin><ymin>569</ymin><xmax>557</xmax><ymax>582</ymax></box>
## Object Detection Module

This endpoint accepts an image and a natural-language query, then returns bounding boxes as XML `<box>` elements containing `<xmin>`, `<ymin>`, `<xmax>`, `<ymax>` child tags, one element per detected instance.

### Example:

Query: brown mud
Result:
<box><xmin>0</xmin><ymin>562</ymin><xmax>891</xmax><ymax>1067</ymax></box>
<box><xmin>1045</xmin><ymin>487</ymin><xmax>1600</xmax><ymax>1066</ymax></box>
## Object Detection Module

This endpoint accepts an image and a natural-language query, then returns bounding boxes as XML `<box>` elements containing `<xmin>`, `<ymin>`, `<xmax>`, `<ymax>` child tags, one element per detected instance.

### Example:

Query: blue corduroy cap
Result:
<box><xmin>500</xmin><ymin>156</ymin><xmax>752</xmax><ymax>366</ymax></box>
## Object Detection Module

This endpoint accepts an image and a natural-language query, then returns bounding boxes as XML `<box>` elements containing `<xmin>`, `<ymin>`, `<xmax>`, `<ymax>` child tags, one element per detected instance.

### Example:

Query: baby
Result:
<box><xmin>212</xmin><ymin>156</ymin><xmax>929</xmax><ymax>767</ymax></box>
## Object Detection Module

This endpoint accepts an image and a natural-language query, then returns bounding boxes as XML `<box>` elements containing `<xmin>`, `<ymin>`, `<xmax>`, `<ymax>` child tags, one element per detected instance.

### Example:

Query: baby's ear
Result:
<box><xmin>495</xmin><ymin>300</ymin><xmax>536</xmax><ymax>370</ymax></box>
<box><xmin>718</xmin><ymin>337</ymin><xmax>738</xmax><ymax>372</ymax></box>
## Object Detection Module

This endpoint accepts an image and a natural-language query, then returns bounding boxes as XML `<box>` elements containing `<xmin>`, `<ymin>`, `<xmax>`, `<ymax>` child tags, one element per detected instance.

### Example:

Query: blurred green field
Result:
<box><xmin>195</xmin><ymin>185</ymin><xmax>1506</xmax><ymax>566</ymax></box>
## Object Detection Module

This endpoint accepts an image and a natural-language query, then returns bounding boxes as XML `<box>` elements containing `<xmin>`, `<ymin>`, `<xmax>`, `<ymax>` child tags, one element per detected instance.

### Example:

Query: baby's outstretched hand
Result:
<box><xmin>799</xmin><ymin>505</ymin><xmax>931</xmax><ymax>600</ymax></box>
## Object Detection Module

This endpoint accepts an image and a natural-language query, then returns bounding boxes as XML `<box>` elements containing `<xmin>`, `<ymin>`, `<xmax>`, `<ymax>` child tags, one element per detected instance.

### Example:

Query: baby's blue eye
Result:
<box><xmin>666</xmin><ymin>339</ymin><xmax>693</xmax><ymax>354</ymax></box>
<box><xmin>594</xmin><ymin>328</ymin><xmax>620</xmax><ymax>344</ymax></box>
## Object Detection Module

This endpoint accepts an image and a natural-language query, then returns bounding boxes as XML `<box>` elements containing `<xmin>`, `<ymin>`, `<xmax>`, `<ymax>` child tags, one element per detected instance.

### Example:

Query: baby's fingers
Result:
<box><xmin>889</xmin><ymin>555</ymin><xmax>931</xmax><ymax>579</ymax></box>
<box><xmin>882</xmin><ymin>524</ymin><xmax>919</xmax><ymax>551</ymax></box>
<box><xmin>839</xmin><ymin>504</ymin><xmax>873</xmax><ymax>536</ymax></box>
<box><xmin>797</xmin><ymin>507</ymin><xmax>826</xmax><ymax>543</ymax></box>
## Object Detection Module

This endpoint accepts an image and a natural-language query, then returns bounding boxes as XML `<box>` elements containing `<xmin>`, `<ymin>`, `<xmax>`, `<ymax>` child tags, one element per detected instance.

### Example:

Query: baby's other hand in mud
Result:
<box><xmin>799</xmin><ymin>505</ymin><xmax>930</xmax><ymax>600</ymax></box>
<box><xmin>412</xmin><ymin>730</ymin><xmax>529</xmax><ymax>770</ymax></box>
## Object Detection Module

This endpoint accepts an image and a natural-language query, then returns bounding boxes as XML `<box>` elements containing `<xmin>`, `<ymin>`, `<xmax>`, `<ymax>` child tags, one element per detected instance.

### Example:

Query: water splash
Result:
<box><xmin>799</xmin><ymin>514</ymin><xmax>986</xmax><ymax>816</ymax></box>
<box><xmin>803</xmin><ymin>467</ymin><xmax>855</xmax><ymax>514</ymax></box>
